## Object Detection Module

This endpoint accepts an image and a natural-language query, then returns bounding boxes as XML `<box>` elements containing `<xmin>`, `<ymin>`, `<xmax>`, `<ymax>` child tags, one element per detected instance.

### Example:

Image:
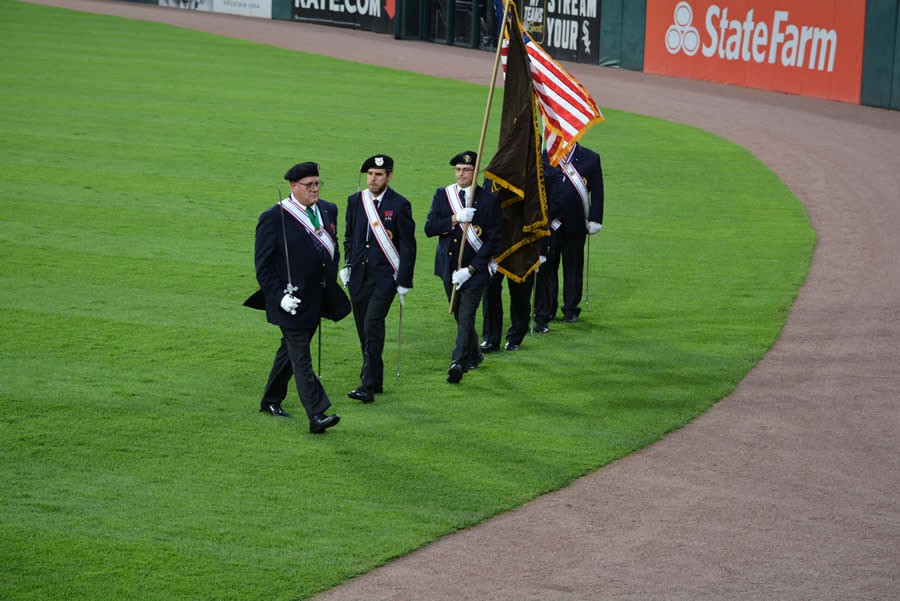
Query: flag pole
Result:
<box><xmin>449</xmin><ymin>0</ymin><xmax>513</xmax><ymax>313</ymax></box>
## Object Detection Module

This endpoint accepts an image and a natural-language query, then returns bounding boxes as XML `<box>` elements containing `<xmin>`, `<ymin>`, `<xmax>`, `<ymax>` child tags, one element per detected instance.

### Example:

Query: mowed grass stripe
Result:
<box><xmin>0</xmin><ymin>2</ymin><xmax>813</xmax><ymax>599</ymax></box>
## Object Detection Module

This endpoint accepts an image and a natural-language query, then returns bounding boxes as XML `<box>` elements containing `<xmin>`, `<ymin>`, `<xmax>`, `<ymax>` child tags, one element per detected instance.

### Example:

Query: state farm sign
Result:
<box><xmin>645</xmin><ymin>0</ymin><xmax>867</xmax><ymax>103</ymax></box>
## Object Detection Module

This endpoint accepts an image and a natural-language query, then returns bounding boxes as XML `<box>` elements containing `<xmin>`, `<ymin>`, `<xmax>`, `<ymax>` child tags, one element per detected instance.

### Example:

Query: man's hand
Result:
<box><xmin>587</xmin><ymin>221</ymin><xmax>602</xmax><ymax>235</ymax></box>
<box><xmin>280</xmin><ymin>293</ymin><xmax>300</xmax><ymax>315</ymax></box>
<box><xmin>396</xmin><ymin>285</ymin><xmax>410</xmax><ymax>306</ymax></box>
<box><xmin>451</xmin><ymin>268</ymin><xmax>472</xmax><ymax>290</ymax></box>
<box><xmin>455</xmin><ymin>207</ymin><xmax>476</xmax><ymax>223</ymax></box>
<box><xmin>539</xmin><ymin>255</ymin><xmax>547</xmax><ymax>264</ymax></box>
<box><xmin>339</xmin><ymin>267</ymin><xmax>350</xmax><ymax>287</ymax></box>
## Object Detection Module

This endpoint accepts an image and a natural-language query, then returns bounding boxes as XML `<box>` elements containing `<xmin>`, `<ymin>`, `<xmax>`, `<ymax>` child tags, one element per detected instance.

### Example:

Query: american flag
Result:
<box><xmin>500</xmin><ymin>29</ymin><xmax>605</xmax><ymax>166</ymax></box>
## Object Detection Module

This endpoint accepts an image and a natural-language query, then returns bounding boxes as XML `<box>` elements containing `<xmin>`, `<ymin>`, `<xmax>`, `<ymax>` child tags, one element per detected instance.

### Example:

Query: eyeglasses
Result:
<box><xmin>295</xmin><ymin>180</ymin><xmax>323</xmax><ymax>190</ymax></box>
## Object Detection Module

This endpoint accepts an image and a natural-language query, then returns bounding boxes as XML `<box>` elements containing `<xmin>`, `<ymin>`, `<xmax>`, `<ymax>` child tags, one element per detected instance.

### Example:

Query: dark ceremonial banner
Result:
<box><xmin>485</xmin><ymin>1</ymin><xmax>549</xmax><ymax>283</ymax></box>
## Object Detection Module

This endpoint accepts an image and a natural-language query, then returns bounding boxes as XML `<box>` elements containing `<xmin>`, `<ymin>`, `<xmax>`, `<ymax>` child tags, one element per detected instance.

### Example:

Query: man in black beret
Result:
<box><xmin>342</xmin><ymin>154</ymin><xmax>417</xmax><ymax>403</ymax></box>
<box><xmin>425</xmin><ymin>151</ymin><xmax>502</xmax><ymax>383</ymax></box>
<box><xmin>247</xmin><ymin>161</ymin><xmax>347</xmax><ymax>433</ymax></box>
<box><xmin>431</xmin><ymin>151</ymin><xmax>475</xmax><ymax>282</ymax></box>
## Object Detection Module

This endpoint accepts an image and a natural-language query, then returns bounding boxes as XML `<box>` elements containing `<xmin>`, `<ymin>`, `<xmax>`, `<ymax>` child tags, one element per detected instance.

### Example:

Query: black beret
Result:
<box><xmin>450</xmin><ymin>151</ymin><xmax>477</xmax><ymax>166</ymax></box>
<box><xmin>360</xmin><ymin>154</ymin><xmax>394</xmax><ymax>173</ymax></box>
<box><xmin>284</xmin><ymin>162</ymin><xmax>319</xmax><ymax>181</ymax></box>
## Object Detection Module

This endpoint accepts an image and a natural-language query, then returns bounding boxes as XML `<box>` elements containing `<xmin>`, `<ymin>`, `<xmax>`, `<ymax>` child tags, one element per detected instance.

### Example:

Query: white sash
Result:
<box><xmin>361</xmin><ymin>190</ymin><xmax>400</xmax><ymax>279</ymax></box>
<box><xmin>281</xmin><ymin>196</ymin><xmax>336</xmax><ymax>260</ymax></box>
<box><xmin>445</xmin><ymin>185</ymin><xmax>483</xmax><ymax>253</ymax></box>
<box><xmin>560</xmin><ymin>159</ymin><xmax>590</xmax><ymax>226</ymax></box>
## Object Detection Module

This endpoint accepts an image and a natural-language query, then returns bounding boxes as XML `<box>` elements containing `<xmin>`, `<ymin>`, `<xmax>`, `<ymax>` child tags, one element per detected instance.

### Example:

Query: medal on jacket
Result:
<box><xmin>306</xmin><ymin>206</ymin><xmax>322</xmax><ymax>234</ymax></box>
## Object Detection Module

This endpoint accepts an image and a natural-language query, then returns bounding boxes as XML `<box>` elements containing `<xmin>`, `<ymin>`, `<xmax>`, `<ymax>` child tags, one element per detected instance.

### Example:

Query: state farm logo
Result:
<box><xmin>666</xmin><ymin>2</ymin><xmax>700</xmax><ymax>56</ymax></box>
<box><xmin>662</xmin><ymin>2</ymin><xmax>839</xmax><ymax>72</ymax></box>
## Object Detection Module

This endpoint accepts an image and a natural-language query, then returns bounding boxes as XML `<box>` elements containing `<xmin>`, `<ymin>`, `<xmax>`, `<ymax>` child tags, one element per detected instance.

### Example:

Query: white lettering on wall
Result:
<box><xmin>546</xmin><ymin>17</ymin><xmax>578</xmax><ymax>51</ymax></box>
<box><xmin>296</xmin><ymin>0</ymin><xmax>379</xmax><ymax>16</ymax></box>
<box><xmin>666</xmin><ymin>2</ymin><xmax>837</xmax><ymax>72</ymax></box>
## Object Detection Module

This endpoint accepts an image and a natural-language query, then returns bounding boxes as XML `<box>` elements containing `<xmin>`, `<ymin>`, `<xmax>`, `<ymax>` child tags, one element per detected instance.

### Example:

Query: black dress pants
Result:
<box><xmin>261</xmin><ymin>325</ymin><xmax>331</xmax><ymax>421</ymax></box>
<box><xmin>351</xmin><ymin>274</ymin><xmax>395</xmax><ymax>392</ymax></box>
<box><xmin>482</xmin><ymin>272</ymin><xmax>534</xmax><ymax>346</ymax></box>
<box><xmin>534</xmin><ymin>232</ymin><xmax>561</xmax><ymax>326</ymax></box>
<box><xmin>446</xmin><ymin>278</ymin><xmax>487</xmax><ymax>368</ymax></box>
<box><xmin>559</xmin><ymin>234</ymin><xmax>585</xmax><ymax>317</ymax></box>
<box><xmin>534</xmin><ymin>232</ymin><xmax>585</xmax><ymax>323</ymax></box>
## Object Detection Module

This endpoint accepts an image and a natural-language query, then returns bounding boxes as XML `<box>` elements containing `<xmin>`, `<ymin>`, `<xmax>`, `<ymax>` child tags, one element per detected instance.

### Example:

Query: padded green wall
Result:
<box><xmin>861</xmin><ymin>0</ymin><xmax>900</xmax><ymax>109</ymax></box>
<box><xmin>599</xmin><ymin>0</ymin><xmax>645</xmax><ymax>70</ymax></box>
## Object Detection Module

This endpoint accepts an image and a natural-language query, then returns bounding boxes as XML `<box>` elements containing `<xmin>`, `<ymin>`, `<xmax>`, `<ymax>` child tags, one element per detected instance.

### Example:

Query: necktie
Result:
<box><xmin>306</xmin><ymin>206</ymin><xmax>320</xmax><ymax>230</ymax></box>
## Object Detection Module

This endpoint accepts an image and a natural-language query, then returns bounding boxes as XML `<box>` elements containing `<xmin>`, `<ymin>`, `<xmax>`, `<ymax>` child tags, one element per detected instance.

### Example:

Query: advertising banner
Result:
<box><xmin>538</xmin><ymin>0</ymin><xmax>600</xmax><ymax>63</ymax></box>
<box><xmin>644</xmin><ymin>0</ymin><xmax>867</xmax><ymax>103</ymax></box>
<box><xmin>159</xmin><ymin>0</ymin><xmax>272</xmax><ymax>19</ymax></box>
<box><xmin>291</xmin><ymin>0</ymin><xmax>395</xmax><ymax>34</ymax></box>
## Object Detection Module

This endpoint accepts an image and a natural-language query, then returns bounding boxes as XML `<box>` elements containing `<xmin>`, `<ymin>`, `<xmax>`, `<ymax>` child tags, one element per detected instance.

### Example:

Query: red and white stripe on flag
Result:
<box><xmin>500</xmin><ymin>34</ymin><xmax>604</xmax><ymax>166</ymax></box>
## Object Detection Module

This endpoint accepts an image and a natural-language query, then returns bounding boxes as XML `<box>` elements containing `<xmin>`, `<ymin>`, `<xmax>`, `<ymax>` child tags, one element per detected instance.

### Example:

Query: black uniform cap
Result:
<box><xmin>450</xmin><ymin>151</ymin><xmax>477</xmax><ymax>166</ymax></box>
<box><xmin>360</xmin><ymin>154</ymin><xmax>394</xmax><ymax>173</ymax></box>
<box><xmin>284</xmin><ymin>162</ymin><xmax>319</xmax><ymax>181</ymax></box>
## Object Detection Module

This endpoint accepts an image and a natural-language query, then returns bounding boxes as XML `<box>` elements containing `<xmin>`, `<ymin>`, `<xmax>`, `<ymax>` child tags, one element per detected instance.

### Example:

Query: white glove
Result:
<box><xmin>280</xmin><ymin>293</ymin><xmax>300</xmax><ymax>315</ymax></box>
<box><xmin>587</xmin><ymin>221</ymin><xmax>602</xmax><ymax>235</ymax></box>
<box><xmin>455</xmin><ymin>207</ymin><xmax>476</xmax><ymax>223</ymax></box>
<box><xmin>396</xmin><ymin>285</ymin><xmax>410</xmax><ymax>306</ymax></box>
<box><xmin>451</xmin><ymin>268</ymin><xmax>472</xmax><ymax>290</ymax></box>
<box><xmin>339</xmin><ymin>267</ymin><xmax>350</xmax><ymax>287</ymax></box>
<box><xmin>539</xmin><ymin>255</ymin><xmax>547</xmax><ymax>264</ymax></box>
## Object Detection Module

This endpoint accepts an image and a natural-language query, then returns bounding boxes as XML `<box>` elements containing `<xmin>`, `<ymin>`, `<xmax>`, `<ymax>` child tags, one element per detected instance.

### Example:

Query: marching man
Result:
<box><xmin>534</xmin><ymin>142</ymin><xmax>604</xmax><ymax>330</ymax></box>
<box><xmin>425</xmin><ymin>151</ymin><xmax>502</xmax><ymax>383</ymax></box>
<box><xmin>342</xmin><ymin>154</ymin><xmax>417</xmax><ymax>403</ymax></box>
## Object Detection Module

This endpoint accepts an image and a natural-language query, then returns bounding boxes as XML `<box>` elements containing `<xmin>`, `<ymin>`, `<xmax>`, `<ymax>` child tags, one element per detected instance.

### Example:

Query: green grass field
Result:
<box><xmin>0</xmin><ymin>1</ymin><xmax>814</xmax><ymax>599</ymax></box>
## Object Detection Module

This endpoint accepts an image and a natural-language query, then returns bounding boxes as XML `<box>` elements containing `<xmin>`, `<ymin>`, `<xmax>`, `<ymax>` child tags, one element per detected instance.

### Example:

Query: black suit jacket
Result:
<box><xmin>343</xmin><ymin>187</ymin><xmax>417</xmax><ymax>296</ymax></box>
<box><xmin>249</xmin><ymin>198</ymin><xmax>349</xmax><ymax>328</ymax></box>
<box><xmin>543</xmin><ymin>144</ymin><xmax>604</xmax><ymax>238</ymax></box>
<box><xmin>424</xmin><ymin>184</ymin><xmax>502</xmax><ymax>291</ymax></box>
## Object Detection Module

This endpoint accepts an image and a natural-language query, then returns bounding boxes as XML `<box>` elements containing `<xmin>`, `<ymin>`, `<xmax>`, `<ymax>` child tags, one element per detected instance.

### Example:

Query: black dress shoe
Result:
<box><xmin>562</xmin><ymin>313</ymin><xmax>579</xmax><ymax>323</ymax></box>
<box><xmin>504</xmin><ymin>342</ymin><xmax>520</xmax><ymax>351</ymax></box>
<box><xmin>347</xmin><ymin>388</ymin><xmax>375</xmax><ymax>403</ymax></box>
<box><xmin>479</xmin><ymin>341</ymin><xmax>499</xmax><ymax>353</ymax></box>
<box><xmin>534</xmin><ymin>324</ymin><xmax>550</xmax><ymax>334</ymax></box>
<box><xmin>309</xmin><ymin>413</ymin><xmax>340</xmax><ymax>434</ymax></box>
<box><xmin>447</xmin><ymin>363</ymin><xmax>464</xmax><ymax>383</ymax></box>
<box><xmin>260</xmin><ymin>403</ymin><xmax>290</xmax><ymax>418</ymax></box>
<box><xmin>465</xmin><ymin>350</ymin><xmax>485</xmax><ymax>372</ymax></box>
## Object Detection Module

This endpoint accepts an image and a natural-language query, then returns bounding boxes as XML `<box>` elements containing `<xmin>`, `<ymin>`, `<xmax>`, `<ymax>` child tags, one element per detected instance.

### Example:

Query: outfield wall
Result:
<box><xmin>645</xmin><ymin>1</ymin><xmax>866</xmax><ymax>104</ymax></box>
<box><xmin>156</xmin><ymin>0</ymin><xmax>274</xmax><ymax>19</ymax></box>
<box><xmin>134</xmin><ymin>0</ymin><xmax>900</xmax><ymax>109</ymax></box>
<box><xmin>861</xmin><ymin>0</ymin><xmax>900</xmax><ymax>109</ymax></box>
